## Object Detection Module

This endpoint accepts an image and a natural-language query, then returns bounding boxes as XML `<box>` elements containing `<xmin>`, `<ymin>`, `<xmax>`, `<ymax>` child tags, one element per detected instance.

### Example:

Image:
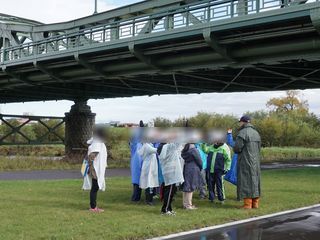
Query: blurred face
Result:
<box><xmin>94</xmin><ymin>128</ymin><xmax>106</xmax><ymax>141</ymax></box>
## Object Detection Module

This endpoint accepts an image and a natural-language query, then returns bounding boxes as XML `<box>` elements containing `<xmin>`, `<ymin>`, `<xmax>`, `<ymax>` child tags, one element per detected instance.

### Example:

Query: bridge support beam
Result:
<box><xmin>203</xmin><ymin>29</ymin><xmax>234</xmax><ymax>62</ymax></box>
<box><xmin>311</xmin><ymin>8</ymin><xmax>320</xmax><ymax>35</ymax></box>
<box><xmin>64</xmin><ymin>100</ymin><xmax>96</xmax><ymax>163</ymax></box>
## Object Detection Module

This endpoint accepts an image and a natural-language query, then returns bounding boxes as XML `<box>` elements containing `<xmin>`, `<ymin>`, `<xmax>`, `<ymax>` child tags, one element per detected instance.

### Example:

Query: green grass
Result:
<box><xmin>261</xmin><ymin>147</ymin><xmax>320</xmax><ymax>162</ymax></box>
<box><xmin>0</xmin><ymin>168</ymin><xmax>319</xmax><ymax>240</ymax></box>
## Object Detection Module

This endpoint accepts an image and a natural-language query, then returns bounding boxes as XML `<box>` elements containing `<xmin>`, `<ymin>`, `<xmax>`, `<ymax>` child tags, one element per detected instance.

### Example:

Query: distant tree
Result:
<box><xmin>266</xmin><ymin>90</ymin><xmax>309</xmax><ymax>114</ymax></box>
<box><xmin>255</xmin><ymin>116</ymin><xmax>282</xmax><ymax>147</ymax></box>
<box><xmin>243</xmin><ymin>110</ymin><xmax>269</xmax><ymax>121</ymax></box>
<box><xmin>153</xmin><ymin>117</ymin><xmax>172</xmax><ymax>127</ymax></box>
<box><xmin>188</xmin><ymin>112</ymin><xmax>211</xmax><ymax>128</ymax></box>
<box><xmin>173</xmin><ymin>116</ymin><xmax>188</xmax><ymax>127</ymax></box>
<box><xmin>188</xmin><ymin>112</ymin><xmax>237</xmax><ymax>130</ymax></box>
<box><xmin>32</xmin><ymin>119</ymin><xmax>64</xmax><ymax>143</ymax></box>
<box><xmin>302</xmin><ymin>113</ymin><xmax>320</xmax><ymax>129</ymax></box>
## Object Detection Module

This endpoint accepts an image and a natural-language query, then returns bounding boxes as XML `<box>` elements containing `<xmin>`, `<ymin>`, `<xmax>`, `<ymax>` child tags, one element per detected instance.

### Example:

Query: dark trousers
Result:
<box><xmin>145</xmin><ymin>188</ymin><xmax>155</xmax><ymax>203</ymax></box>
<box><xmin>90</xmin><ymin>178</ymin><xmax>99</xmax><ymax>209</ymax></box>
<box><xmin>131</xmin><ymin>184</ymin><xmax>142</xmax><ymax>202</ymax></box>
<box><xmin>161</xmin><ymin>184</ymin><xmax>177</xmax><ymax>213</ymax></box>
<box><xmin>207</xmin><ymin>171</ymin><xmax>225</xmax><ymax>202</ymax></box>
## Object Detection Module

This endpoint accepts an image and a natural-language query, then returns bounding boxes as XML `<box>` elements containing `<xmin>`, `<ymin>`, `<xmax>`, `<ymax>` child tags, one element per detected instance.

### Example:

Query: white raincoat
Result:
<box><xmin>159</xmin><ymin>143</ymin><xmax>184</xmax><ymax>186</ymax></box>
<box><xmin>82</xmin><ymin>137</ymin><xmax>107</xmax><ymax>191</ymax></box>
<box><xmin>138</xmin><ymin>143</ymin><xmax>159</xmax><ymax>189</ymax></box>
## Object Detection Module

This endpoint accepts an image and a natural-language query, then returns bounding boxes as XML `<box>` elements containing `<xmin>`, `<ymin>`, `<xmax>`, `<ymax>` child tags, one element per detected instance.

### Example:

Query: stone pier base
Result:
<box><xmin>64</xmin><ymin>100</ymin><xmax>96</xmax><ymax>163</ymax></box>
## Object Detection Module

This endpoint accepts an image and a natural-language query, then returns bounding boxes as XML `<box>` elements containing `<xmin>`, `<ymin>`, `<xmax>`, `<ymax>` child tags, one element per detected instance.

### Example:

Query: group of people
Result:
<box><xmin>81</xmin><ymin>115</ymin><xmax>261</xmax><ymax>214</ymax></box>
<box><xmin>129</xmin><ymin>115</ymin><xmax>262</xmax><ymax>215</ymax></box>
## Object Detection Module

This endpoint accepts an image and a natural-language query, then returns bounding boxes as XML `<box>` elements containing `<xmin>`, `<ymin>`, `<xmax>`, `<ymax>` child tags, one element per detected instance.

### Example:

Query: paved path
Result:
<box><xmin>0</xmin><ymin>168</ymin><xmax>130</xmax><ymax>181</ymax></box>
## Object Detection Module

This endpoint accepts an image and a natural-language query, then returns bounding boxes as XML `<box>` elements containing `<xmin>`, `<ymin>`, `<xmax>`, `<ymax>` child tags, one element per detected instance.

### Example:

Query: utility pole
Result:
<box><xmin>93</xmin><ymin>0</ymin><xmax>98</xmax><ymax>14</ymax></box>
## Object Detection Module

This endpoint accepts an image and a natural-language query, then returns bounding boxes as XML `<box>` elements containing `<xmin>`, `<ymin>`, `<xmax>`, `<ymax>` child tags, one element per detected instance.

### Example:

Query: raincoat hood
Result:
<box><xmin>181</xmin><ymin>148</ymin><xmax>192</xmax><ymax>160</ymax></box>
<box><xmin>240</xmin><ymin>123</ymin><xmax>256</xmax><ymax>131</ymax></box>
<box><xmin>181</xmin><ymin>144</ymin><xmax>195</xmax><ymax>159</ymax></box>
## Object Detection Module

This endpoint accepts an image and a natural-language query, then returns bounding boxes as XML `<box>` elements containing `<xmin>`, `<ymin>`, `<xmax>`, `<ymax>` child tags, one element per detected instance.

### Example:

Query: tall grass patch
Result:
<box><xmin>0</xmin><ymin>157</ymin><xmax>79</xmax><ymax>171</ymax></box>
<box><xmin>262</xmin><ymin>147</ymin><xmax>320</xmax><ymax>162</ymax></box>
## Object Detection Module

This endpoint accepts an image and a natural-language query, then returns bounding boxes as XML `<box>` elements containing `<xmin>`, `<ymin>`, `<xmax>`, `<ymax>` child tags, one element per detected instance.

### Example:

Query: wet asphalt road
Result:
<box><xmin>169</xmin><ymin>206</ymin><xmax>320</xmax><ymax>240</ymax></box>
<box><xmin>0</xmin><ymin>163</ymin><xmax>319</xmax><ymax>180</ymax></box>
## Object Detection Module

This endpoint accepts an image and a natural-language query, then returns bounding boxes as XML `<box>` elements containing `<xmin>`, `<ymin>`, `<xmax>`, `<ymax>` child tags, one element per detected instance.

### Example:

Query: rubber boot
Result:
<box><xmin>241</xmin><ymin>198</ymin><xmax>252</xmax><ymax>209</ymax></box>
<box><xmin>252</xmin><ymin>197</ymin><xmax>260</xmax><ymax>209</ymax></box>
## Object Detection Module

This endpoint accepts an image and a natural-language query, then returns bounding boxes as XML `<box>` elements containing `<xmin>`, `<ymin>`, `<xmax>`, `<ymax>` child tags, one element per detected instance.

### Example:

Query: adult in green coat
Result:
<box><xmin>234</xmin><ymin>115</ymin><xmax>261</xmax><ymax>209</ymax></box>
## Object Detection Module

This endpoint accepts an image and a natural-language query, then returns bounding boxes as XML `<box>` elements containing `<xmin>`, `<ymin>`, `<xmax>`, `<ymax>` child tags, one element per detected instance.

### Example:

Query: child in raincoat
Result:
<box><xmin>181</xmin><ymin>143</ymin><xmax>202</xmax><ymax>209</ymax></box>
<box><xmin>130</xmin><ymin>121</ymin><xmax>144</xmax><ymax>202</ymax></box>
<box><xmin>138</xmin><ymin>143</ymin><xmax>159</xmax><ymax>205</ymax></box>
<box><xmin>158</xmin><ymin>142</ymin><xmax>184</xmax><ymax>215</ymax></box>
<box><xmin>82</xmin><ymin>127</ymin><xmax>107</xmax><ymax>213</ymax></box>
<box><xmin>202</xmin><ymin>132</ymin><xmax>231</xmax><ymax>204</ymax></box>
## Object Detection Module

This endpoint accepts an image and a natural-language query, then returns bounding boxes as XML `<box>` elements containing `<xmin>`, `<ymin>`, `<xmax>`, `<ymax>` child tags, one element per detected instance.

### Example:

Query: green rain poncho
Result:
<box><xmin>234</xmin><ymin>123</ymin><xmax>261</xmax><ymax>199</ymax></box>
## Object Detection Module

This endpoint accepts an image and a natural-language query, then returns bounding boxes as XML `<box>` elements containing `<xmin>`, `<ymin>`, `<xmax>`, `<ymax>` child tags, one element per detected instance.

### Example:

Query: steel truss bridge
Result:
<box><xmin>1</xmin><ymin>0</ymin><xmax>320</xmax><ymax>103</ymax></box>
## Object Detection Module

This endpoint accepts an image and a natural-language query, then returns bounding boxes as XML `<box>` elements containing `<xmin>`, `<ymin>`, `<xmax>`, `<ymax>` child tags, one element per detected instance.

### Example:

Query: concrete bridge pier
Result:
<box><xmin>64</xmin><ymin>100</ymin><xmax>96</xmax><ymax>163</ymax></box>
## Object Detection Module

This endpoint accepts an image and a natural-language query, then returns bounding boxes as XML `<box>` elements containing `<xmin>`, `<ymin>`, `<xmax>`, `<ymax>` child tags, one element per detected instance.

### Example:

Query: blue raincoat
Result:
<box><xmin>195</xmin><ymin>143</ymin><xmax>207</xmax><ymax>170</ymax></box>
<box><xmin>224</xmin><ymin>132</ymin><xmax>238</xmax><ymax>186</ymax></box>
<box><xmin>130</xmin><ymin>130</ymin><xmax>143</xmax><ymax>185</ymax></box>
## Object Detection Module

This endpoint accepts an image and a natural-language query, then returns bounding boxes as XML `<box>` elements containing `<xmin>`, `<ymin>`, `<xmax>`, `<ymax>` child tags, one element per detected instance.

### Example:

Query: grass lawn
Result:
<box><xmin>0</xmin><ymin>168</ymin><xmax>319</xmax><ymax>240</ymax></box>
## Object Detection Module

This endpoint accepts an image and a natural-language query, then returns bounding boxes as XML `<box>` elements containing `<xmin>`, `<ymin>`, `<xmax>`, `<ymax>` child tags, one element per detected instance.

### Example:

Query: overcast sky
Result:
<box><xmin>1</xmin><ymin>0</ymin><xmax>320</xmax><ymax>123</ymax></box>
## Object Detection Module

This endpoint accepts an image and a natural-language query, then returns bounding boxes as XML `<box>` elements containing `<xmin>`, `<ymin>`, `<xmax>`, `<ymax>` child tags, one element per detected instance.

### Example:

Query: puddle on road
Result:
<box><xmin>262</xmin><ymin>163</ymin><xmax>320</xmax><ymax>170</ymax></box>
<box><xmin>169</xmin><ymin>208</ymin><xmax>320</xmax><ymax>240</ymax></box>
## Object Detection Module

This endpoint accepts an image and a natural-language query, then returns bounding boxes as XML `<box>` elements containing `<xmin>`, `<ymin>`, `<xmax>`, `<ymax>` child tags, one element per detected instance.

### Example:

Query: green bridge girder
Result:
<box><xmin>0</xmin><ymin>0</ymin><xmax>320</xmax><ymax>103</ymax></box>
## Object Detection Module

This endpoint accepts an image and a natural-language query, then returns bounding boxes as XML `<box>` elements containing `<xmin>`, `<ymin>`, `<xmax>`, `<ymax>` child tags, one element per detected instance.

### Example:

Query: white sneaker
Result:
<box><xmin>161</xmin><ymin>211</ymin><xmax>176</xmax><ymax>216</ymax></box>
<box><xmin>184</xmin><ymin>205</ymin><xmax>197</xmax><ymax>210</ymax></box>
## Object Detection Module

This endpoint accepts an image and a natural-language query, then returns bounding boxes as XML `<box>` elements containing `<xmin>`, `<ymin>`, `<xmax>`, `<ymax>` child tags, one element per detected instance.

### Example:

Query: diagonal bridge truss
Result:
<box><xmin>0</xmin><ymin>114</ymin><xmax>65</xmax><ymax>145</ymax></box>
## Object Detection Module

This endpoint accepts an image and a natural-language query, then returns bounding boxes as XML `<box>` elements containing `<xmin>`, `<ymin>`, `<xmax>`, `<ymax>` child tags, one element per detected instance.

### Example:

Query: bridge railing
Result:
<box><xmin>0</xmin><ymin>114</ymin><xmax>65</xmax><ymax>145</ymax></box>
<box><xmin>0</xmin><ymin>0</ymin><xmax>317</xmax><ymax>63</ymax></box>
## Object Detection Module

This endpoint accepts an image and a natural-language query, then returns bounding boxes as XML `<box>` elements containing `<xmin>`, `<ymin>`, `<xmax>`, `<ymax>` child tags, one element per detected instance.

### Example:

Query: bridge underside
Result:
<box><xmin>1</xmin><ymin>2</ymin><xmax>320</xmax><ymax>102</ymax></box>
<box><xmin>1</xmin><ymin>60</ymin><xmax>320</xmax><ymax>103</ymax></box>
